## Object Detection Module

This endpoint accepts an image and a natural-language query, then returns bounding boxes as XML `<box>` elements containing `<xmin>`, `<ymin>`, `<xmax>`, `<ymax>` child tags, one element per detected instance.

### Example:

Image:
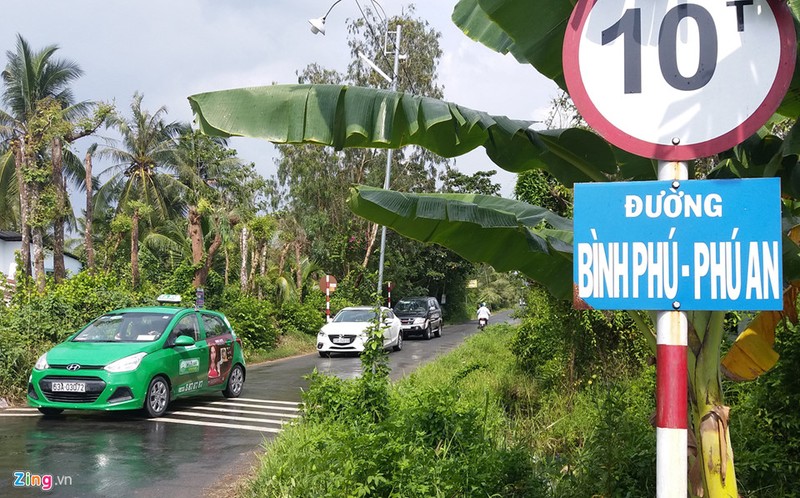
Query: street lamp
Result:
<box><xmin>309</xmin><ymin>0</ymin><xmax>404</xmax><ymax>299</ymax></box>
<box><xmin>307</xmin><ymin>0</ymin><xmax>343</xmax><ymax>35</ymax></box>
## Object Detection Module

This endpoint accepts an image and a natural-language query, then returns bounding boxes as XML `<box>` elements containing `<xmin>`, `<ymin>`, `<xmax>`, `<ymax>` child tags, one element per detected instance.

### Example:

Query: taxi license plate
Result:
<box><xmin>51</xmin><ymin>382</ymin><xmax>86</xmax><ymax>393</ymax></box>
<box><xmin>332</xmin><ymin>337</ymin><xmax>350</xmax><ymax>344</ymax></box>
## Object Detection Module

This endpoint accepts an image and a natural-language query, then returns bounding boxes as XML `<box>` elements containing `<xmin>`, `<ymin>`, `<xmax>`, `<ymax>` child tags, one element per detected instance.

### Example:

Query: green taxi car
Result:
<box><xmin>27</xmin><ymin>297</ymin><xmax>246</xmax><ymax>418</ymax></box>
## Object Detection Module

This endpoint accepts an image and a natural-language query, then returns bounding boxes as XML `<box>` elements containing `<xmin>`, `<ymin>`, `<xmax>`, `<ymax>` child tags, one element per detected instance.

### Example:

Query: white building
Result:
<box><xmin>0</xmin><ymin>231</ymin><xmax>83</xmax><ymax>281</ymax></box>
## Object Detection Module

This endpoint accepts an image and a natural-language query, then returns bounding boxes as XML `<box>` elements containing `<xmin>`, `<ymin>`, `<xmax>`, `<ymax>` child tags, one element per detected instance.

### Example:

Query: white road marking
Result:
<box><xmin>149</xmin><ymin>417</ymin><xmax>281</xmax><ymax>433</ymax></box>
<box><xmin>206</xmin><ymin>400</ymin><xmax>300</xmax><ymax>412</ymax></box>
<box><xmin>0</xmin><ymin>412</ymin><xmax>41</xmax><ymax>417</ymax></box>
<box><xmin>182</xmin><ymin>405</ymin><xmax>300</xmax><ymax>418</ymax></box>
<box><xmin>168</xmin><ymin>410</ymin><xmax>289</xmax><ymax>426</ymax></box>
<box><xmin>236</xmin><ymin>398</ymin><xmax>301</xmax><ymax>407</ymax></box>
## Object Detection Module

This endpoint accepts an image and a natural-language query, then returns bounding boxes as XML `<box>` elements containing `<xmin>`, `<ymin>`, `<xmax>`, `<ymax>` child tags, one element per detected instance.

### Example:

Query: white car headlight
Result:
<box><xmin>34</xmin><ymin>353</ymin><xmax>49</xmax><ymax>370</ymax></box>
<box><xmin>104</xmin><ymin>352</ymin><xmax>147</xmax><ymax>373</ymax></box>
<box><xmin>413</xmin><ymin>317</ymin><xmax>426</xmax><ymax>325</ymax></box>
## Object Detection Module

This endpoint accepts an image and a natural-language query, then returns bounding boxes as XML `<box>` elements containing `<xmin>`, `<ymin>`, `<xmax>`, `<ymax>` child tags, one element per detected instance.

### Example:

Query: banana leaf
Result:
<box><xmin>189</xmin><ymin>84</ymin><xmax>626</xmax><ymax>186</ymax></box>
<box><xmin>347</xmin><ymin>185</ymin><xmax>574</xmax><ymax>300</ymax></box>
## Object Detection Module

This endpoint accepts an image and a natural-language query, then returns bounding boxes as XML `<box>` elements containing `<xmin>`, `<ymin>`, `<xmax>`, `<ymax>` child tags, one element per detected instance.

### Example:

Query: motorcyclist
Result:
<box><xmin>477</xmin><ymin>303</ymin><xmax>491</xmax><ymax>328</ymax></box>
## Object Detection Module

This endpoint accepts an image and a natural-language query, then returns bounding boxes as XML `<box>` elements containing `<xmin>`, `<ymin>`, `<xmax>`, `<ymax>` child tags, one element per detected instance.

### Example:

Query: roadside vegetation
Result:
<box><xmin>239</xmin><ymin>285</ymin><xmax>800</xmax><ymax>498</ymax></box>
<box><xmin>0</xmin><ymin>8</ymin><xmax>514</xmax><ymax>402</ymax></box>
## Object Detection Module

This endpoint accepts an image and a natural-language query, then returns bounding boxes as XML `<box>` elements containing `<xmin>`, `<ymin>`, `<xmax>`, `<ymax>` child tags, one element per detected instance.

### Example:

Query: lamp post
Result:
<box><xmin>308</xmin><ymin>0</ymin><xmax>403</xmax><ymax>299</ymax></box>
<box><xmin>375</xmin><ymin>24</ymin><xmax>401</xmax><ymax>298</ymax></box>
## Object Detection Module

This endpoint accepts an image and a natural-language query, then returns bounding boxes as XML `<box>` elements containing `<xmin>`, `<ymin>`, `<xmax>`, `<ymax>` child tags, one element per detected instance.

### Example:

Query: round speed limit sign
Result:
<box><xmin>563</xmin><ymin>0</ymin><xmax>796</xmax><ymax>160</ymax></box>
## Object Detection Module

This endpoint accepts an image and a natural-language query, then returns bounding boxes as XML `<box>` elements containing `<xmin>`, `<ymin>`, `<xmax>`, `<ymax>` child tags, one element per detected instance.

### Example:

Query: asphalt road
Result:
<box><xmin>0</xmin><ymin>311</ymin><xmax>512</xmax><ymax>498</ymax></box>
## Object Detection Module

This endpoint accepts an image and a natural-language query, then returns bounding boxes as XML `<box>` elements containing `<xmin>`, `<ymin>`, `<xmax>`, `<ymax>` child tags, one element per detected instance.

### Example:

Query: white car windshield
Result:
<box><xmin>333</xmin><ymin>309</ymin><xmax>378</xmax><ymax>323</ymax></box>
<box><xmin>72</xmin><ymin>313</ymin><xmax>172</xmax><ymax>342</ymax></box>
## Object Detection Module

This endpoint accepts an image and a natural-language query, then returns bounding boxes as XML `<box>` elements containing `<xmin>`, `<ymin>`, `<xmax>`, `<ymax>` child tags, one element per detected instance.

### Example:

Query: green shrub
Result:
<box><xmin>511</xmin><ymin>285</ymin><xmax>649</xmax><ymax>390</ymax></box>
<box><xmin>162</xmin><ymin>262</ymin><xmax>225</xmax><ymax>309</ymax></box>
<box><xmin>278</xmin><ymin>297</ymin><xmax>325</xmax><ymax>336</ymax></box>
<box><xmin>219</xmin><ymin>288</ymin><xmax>279</xmax><ymax>351</ymax></box>
<box><xmin>729</xmin><ymin>317</ymin><xmax>800</xmax><ymax>497</ymax></box>
<box><xmin>560</xmin><ymin>378</ymin><xmax>657</xmax><ymax>497</ymax></box>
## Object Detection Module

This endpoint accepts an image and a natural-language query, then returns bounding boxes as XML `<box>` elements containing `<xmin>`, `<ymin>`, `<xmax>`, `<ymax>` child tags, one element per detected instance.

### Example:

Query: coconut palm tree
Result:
<box><xmin>0</xmin><ymin>34</ymin><xmax>85</xmax><ymax>288</ymax></box>
<box><xmin>97</xmin><ymin>93</ymin><xmax>186</xmax><ymax>287</ymax></box>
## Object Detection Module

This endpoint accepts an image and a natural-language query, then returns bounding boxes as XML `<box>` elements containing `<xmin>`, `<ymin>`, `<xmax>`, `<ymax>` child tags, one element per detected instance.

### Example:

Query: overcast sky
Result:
<box><xmin>1</xmin><ymin>0</ymin><xmax>560</xmax><ymax>199</ymax></box>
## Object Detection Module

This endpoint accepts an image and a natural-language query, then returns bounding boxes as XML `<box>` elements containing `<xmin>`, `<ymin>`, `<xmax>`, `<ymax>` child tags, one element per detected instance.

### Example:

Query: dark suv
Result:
<box><xmin>393</xmin><ymin>296</ymin><xmax>442</xmax><ymax>340</ymax></box>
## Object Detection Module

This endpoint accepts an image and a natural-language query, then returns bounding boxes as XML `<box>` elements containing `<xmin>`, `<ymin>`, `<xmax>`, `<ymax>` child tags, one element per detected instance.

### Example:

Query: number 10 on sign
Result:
<box><xmin>563</xmin><ymin>0</ymin><xmax>795</xmax><ymax>160</ymax></box>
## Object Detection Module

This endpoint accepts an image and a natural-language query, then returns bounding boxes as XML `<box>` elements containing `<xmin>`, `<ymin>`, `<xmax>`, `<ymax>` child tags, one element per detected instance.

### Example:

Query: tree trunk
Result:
<box><xmin>51</xmin><ymin>138</ymin><xmax>66</xmax><ymax>282</ymax></box>
<box><xmin>688</xmin><ymin>311</ymin><xmax>738</xmax><ymax>498</ymax></box>
<box><xmin>131</xmin><ymin>210</ymin><xmax>140</xmax><ymax>288</ymax></box>
<box><xmin>27</xmin><ymin>168</ymin><xmax>46</xmax><ymax>292</ymax></box>
<box><xmin>295</xmin><ymin>242</ymin><xmax>303</xmax><ymax>294</ymax></box>
<box><xmin>362</xmin><ymin>222</ymin><xmax>379</xmax><ymax>268</ymax></box>
<box><xmin>240</xmin><ymin>226</ymin><xmax>248</xmax><ymax>292</ymax></box>
<box><xmin>248</xmin><ymin>245</ymin><xmax>258</xmax><ymax>292</ymax></box>
<box><xmin>31</xmin><ymin>226</ymin><xmax>46</xmax><ymax>293</ymax></box>
<box><xmin>84</xmin><ymin>149</ymin><xmax>95</xmax><ymax>272</ymax></box>
<box><xmin>13</xmin><ymin>142</ymin><xmax>31</xmax><ymax>279</ymax></box>
<box><xmin>224</xmin><ymin>246</ymin><xmax>230</xmax><ymax>286</ymax></box>
<box><xmin>188</xmin><ymin>205</ymin><xmax>205</xmax><ymax>287</ymax></box>
<box><xmin>260</xmin><ymin>244</ymin><xmax>267</xmax><ymax>278</ymax></box>
<box><xmin>197</xmin><ymin>232</ymin><xmax>222</xmax><ymax>288</ymax></box>
<box><xmin>258</xmin><ymin>243</ymin><xmax>267</xmax><ymax>300</ymax></box>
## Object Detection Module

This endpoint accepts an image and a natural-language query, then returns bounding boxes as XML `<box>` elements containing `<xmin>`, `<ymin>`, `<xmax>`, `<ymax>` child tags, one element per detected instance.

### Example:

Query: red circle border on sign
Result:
<box><xmin>563</xmin><ymin>0</ymin><xmax>797</xmax><ymax>161</ymax></box>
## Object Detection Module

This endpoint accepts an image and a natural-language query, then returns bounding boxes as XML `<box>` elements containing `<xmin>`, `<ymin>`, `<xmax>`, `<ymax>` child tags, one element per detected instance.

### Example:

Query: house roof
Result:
<box><xmin>0</xmin><ymin>230</ymin><xmax>82</xmax><ymax>262</ymax></box>
<box><xmin>0</xmin><ymin>231</ymin><xmax>22</xmax><ymax>242</ymax></box>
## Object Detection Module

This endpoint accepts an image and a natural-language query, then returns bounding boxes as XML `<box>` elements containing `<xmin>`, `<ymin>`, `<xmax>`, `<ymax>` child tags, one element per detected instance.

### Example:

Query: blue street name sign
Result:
<box><xmin>573</xmin><ymin>178</ymin><xmax>782</xmax><ymax>310</ymax></box>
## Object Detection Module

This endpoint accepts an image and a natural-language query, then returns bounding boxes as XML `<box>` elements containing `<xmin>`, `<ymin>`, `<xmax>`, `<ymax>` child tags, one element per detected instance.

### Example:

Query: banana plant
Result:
<box><xmin>188</xmin><ymin>1</ymin><xmax>800</xmax><ymax>495</ymax></box>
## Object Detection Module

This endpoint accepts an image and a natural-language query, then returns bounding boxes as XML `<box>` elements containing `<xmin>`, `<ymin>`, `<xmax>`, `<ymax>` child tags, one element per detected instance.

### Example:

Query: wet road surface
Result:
<box><xmin>0</xmin><ymin>312</ymin><xmax>511</xmax><ymax>497</ymax></box>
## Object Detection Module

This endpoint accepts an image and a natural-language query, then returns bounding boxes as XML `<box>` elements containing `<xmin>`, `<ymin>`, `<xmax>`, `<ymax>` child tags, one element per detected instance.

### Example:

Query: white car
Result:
<box><xmin>317</xmin><ymin>306</ymin><xmax>402</xmax><ymax>357</ymax></box>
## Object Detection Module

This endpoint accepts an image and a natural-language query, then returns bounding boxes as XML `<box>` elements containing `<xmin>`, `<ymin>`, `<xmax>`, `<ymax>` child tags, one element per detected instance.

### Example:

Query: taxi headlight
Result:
<box><xmin>34</xmin><ymin>353</ymin><xmax>49</xmax><ymax>371</ymax></box>
<box><xmin>105</xmin><ymin>352</ymin><xmax>147</xmax><ymax>373</ymax></box>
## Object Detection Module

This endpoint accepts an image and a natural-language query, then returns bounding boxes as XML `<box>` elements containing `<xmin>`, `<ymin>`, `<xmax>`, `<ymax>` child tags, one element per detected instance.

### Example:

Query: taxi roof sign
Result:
<box><xmin>156</xmin><ymin>294</ymin><xmax>183</xmax><ymax>305</ymax></box>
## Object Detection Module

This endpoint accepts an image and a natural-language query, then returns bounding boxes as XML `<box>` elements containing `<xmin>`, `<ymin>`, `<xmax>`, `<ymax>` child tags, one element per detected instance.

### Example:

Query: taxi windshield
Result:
<box><xmin>72</xmin><ymin>313</ymin><xmax>173</xmax><ymax>343</ymax></box>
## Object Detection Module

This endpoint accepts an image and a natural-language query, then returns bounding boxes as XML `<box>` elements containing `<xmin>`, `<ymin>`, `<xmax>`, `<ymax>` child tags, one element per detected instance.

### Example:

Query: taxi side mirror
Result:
<box><xmin>174</xmin><ymin>335</ymin><xmax>195</xmax><ymax>347</ymax></box>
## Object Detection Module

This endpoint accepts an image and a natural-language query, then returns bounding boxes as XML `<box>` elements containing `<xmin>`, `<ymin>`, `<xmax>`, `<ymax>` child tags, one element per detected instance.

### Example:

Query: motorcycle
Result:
<box><xmin>478</xmin><ymin>317</ymin><xmax>488</xmax><ymax>330</ymax></box>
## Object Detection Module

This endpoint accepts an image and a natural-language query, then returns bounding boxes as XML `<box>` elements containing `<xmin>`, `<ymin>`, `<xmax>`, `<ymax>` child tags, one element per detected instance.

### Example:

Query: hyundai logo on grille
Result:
<box><xmin>66</xmin><ymin>364</ymin><xmax>81</xmax><ymax>371</ymax></box>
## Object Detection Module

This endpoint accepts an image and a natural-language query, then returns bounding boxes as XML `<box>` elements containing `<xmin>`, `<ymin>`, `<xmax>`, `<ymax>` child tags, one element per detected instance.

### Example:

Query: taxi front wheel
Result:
<box><xmin>143</xmin><ymin>376</ymin><xmax>170</xmax><ymax>418</ymax></box>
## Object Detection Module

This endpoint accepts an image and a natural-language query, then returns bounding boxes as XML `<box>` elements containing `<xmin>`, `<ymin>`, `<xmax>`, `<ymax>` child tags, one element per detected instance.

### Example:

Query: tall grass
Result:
<box><xmin>241</xmin><ymin>323</ymin><xmax>547</xmax><ymax>497</ymax></box>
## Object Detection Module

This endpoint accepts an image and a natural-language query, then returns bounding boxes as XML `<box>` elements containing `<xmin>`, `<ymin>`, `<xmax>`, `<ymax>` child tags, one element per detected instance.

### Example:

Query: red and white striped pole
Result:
<box><xmin>387</xmin><ymin>281</ymin><xmax>392</xmax><ymax>308</ymax></box>
<box><xmin>657</xmin><ymin>161</ymin><xmax>688</xmax><ymax>498</ymax></box>
<box><xmin>325</xmin><ymin>275</ymin><xmax>331</xmax><ymax>322</ymax></box>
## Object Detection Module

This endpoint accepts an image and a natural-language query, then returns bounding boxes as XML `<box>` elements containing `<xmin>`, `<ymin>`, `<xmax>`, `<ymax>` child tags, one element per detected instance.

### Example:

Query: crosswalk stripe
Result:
<box><xmin>207</xmin><ymin>400</ymin><xmax>300</xmax><ymax>412</ymax></box>
<box><xmin>149</xmin><ymin>417</ymin><xmax>281</xmax><ymax>433</ymax></box>
<box><xmin>0</xmin><ymin>412</ymin><xmax>41</xmax><ymax>417</ymax></box>
<box><xmin>4</xmin><ymin>407</ymin><xmax>38</xmax><ymax>412</ymax></box>
<box><xmin>183</xmin><ymin>405</ymin><xmax>299</xmax><ymax>418</ymax></box>
<box><xmin>236</xmin><ymin>398</ymin><xmax>301</xmax><ymax>406</ymax></box>
<box><xmin>168</xmin><ymin>410</ymin><xmax>289</xmax><ymax>426</ymax></box>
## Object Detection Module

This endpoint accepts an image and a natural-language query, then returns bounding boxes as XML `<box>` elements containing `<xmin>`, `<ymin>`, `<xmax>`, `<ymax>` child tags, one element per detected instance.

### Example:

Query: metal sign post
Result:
<box><xmin>318</xmin><ymin>275</ymin><xmax>337</xmax><ymax>322</ymax></box>
<box><xmin>655</xmin><ymin>162</ymin><xmax>689</xmax><ymax>498</ymax></box>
